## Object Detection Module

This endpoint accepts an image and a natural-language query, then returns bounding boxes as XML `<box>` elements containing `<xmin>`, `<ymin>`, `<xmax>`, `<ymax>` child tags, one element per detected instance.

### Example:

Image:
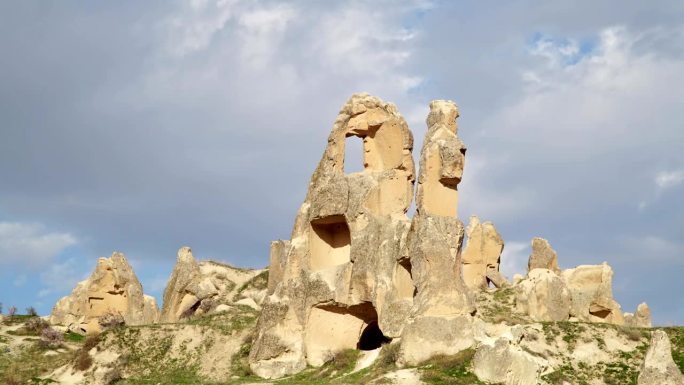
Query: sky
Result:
<box><xmin>0</xmin><ymin>0</ymin><xmax>682</xmax><ymax>325</ymax></box>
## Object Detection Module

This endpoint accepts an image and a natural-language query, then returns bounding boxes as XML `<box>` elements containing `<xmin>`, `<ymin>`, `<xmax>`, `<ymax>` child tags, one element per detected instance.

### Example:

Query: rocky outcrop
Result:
<box><xmin>527</xmin><ymin>237</ymin><xmax>560</xmax><ymax>274</ymax></box>
<box><xmin>397</xmin><ymin>100</ymin><xmax>474</xmax><ymax>366</ymax></box>
<box><xmin>249</xmin><ymin>94</ymin><xmax>417</xmax><ymax>378</ymax></box>
<box><xmin>625</xmin><ymin>302</ymin><xmax>652</xmax><ymax>328</ymax></box>
<box><xmin>462</xmin><ymin>216</ymin><xmax>505</xmax><ymax>290</ymax></box>
<box><xmin>562</xmin><ymin>263</ymin><xmax>624</xmax><ymax>325</ymax></box>
<box><xmin>49</xmin><ymin>252</ymin><xmax>159</xmax><ymax>334</ymax></box>
<box><xmin>161</xmin><ymin>246</ymin><xmax>266</xmax><ymax>322</ymax></box>
<box><xmin>514</xmin><ymin>268</ymin><xmax>571</xmax><ymax>322</ymax></box>
<box><xmin>473</xmin><ymin>337</ymin><xmax>547</xmax><ymax>385</ymax></box>
<box><xmin>637</xmin><ymin>330</ymin><xmax>684</xmax><ymax>385</ymax></box>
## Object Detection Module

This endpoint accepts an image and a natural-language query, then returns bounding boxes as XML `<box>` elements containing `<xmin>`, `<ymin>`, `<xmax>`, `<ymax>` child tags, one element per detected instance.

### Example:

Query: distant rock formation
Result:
<box><xmin>638</xmin><ymin>330</ymin><xmax>684</xmax><ymax>385</ymax></box>
<box><xmin>161</xmin><ymin>246</ymin><xmax>267</xmax><ymax>322</ymax></box>
<box><xmin>527</xmin><ymin>237</ymin><xmax>560</xmax><ymax>274</ymax></box>
<box><xmin>49</xmin><ymin>252</ymin><xmax>159</xmax><ymax>334</ymax></box>
<box><xmin>462</xmin><ymin>215</ymin><xmax>505</xmax><ymax>290</ymax></box>
<box><xmin>625</xmin><ymin>302</ymin><xmax>652</xmax><ymax>328</ymax></box>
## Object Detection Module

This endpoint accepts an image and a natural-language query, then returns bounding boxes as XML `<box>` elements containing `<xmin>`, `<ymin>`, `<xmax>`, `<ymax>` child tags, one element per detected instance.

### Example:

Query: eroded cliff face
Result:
<box><xmin>49</xmin><ymin>252</ymin><xmax>159</xmax><ymax>334</ymax></box>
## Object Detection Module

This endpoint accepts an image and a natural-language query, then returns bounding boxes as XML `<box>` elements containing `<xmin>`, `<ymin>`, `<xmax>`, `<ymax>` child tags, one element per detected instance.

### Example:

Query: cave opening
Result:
<box><xmin>357</xmin><ymin>321</ymin><xmax>392</xmax><ymax>350</ymax></box>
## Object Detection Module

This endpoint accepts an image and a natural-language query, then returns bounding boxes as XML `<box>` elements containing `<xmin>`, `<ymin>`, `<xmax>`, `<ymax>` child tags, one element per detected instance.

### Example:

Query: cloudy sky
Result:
<box><xmin>0</xmin><ymin>1</ymin><xmax>682</xmax><ymax>324</ymax></box>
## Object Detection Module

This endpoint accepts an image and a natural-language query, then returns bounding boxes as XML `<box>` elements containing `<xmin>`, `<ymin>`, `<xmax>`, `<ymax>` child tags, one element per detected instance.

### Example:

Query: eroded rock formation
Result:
<box><xmin>527</xmin><ymin>237</ymin><xmax>560</xmax><ymax>274</ymax></box>
<box><xmin>462</xmin><ymin>215</ymin><xmax>505</xmax><ymax>290</ymax></box>
<box><xmin>49</xmin><ymin>252</ymin><xmax>159</xmax><ymax>334</ymax></box>
<box><xmin>625</xmin><ymin>302</ymin><xmax>652</xmax><ymax>328</ymax></box>
<box><xmin>249</xmin><ymin>94</ymin><xmax>417</xmax><ymax>378</ymax></box>
<box><xmin>161</xmin><ymin>246</ymin><xmax>267</xmax><ymax>322</ymax></box>
<box><xmin>515</xmin><ymin>268</ymin><xmax>571</xmax><ymax>322</ymax></box>
<box><xmin>562</xmin><ymin>263</ymin><xmax>624</xmax><ymax>325</ymax></box>
<box><xmin>397</xmin><ymin>100</ymin><xmax>475</xmax><ymax>366</ymax></box>
<box><xmin>638</xmin><ymin>330</ymin><xmax>684</xmax><ymax>385</ymax></box>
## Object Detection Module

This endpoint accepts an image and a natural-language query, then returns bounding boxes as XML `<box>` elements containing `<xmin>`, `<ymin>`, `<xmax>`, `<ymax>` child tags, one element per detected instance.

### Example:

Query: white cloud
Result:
<box><xmin>655</xmin><ymin>169</ymin><xmax>684</xmax><ymax>190</ymax></box>
<box><xmin>0</xmin><ymin>222</ymin><xmax>77</xmax><ymax>267</ymax></box>
<box><xmin>620</xmin><ymin>235</ymin><xmax>682</xmax><ymax>263</ymax></box>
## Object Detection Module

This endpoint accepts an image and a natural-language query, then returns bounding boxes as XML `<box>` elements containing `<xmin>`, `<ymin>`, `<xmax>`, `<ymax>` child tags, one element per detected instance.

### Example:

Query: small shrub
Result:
<box><xmin>83</xmin><ymin>334</ymin><xmax>101</xmax><ymax>351</ymax></box>
<box><xmin>26</xmin><ymin>306</ymin><xmax>38</xmax><ymax>317</ymax></box>
<box><xmin>331</xmin><ymin>349</ymin><xmax>360</xmax><ymax>372</ymax></box>
<box><xmin>376</xmin><ymin>342</ymin><xmax>400</xmax><ymax>370</ymax></box>
<box><xmin>75</xmin><ymin>350</ymin><xmax>93</xmax><ymax>371</ymax></box>
<box><xmin>0</xmin><ymin>302</ymin><xmax>3</xmax><ymax>314</ymax></box>
<box><xmin>39</xmin><ymin>327</ymin><xmax>65</xmax><ymax>349</ymax></box>
<box><xmin>98</xmin><ymin>312</ymin><xmax>125</xmax><ymax>330</ymax></box>
<box><xmin>8</xmin><ymin>306</ymin><xmax>17</xmax><ymax>317</ymax></box>
<box><xmin>26</xmin><ymin>317</ymin><xmax>50</xmax><ymax>334</ymax></box>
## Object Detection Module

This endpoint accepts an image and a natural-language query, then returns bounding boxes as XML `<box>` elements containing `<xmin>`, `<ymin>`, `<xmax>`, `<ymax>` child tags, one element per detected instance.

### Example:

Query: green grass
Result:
<box><xmin>64</xmin><ymin>331</ymin><xmax>86</xmax><ymax>343</ymax></box>
<box><xmin>0</xmin><ymin>341</ymin><xmax>72</xmax><ymax>384</ymax></box>
<box><xmin>662</xmin><ymin>327</ymin><xmax>684</xmax><ymax>373</ymax></box>
<box><xmin>419</xmin><ymin>349</ymin><xmax>485</xmax><ymax>385</ymax></box>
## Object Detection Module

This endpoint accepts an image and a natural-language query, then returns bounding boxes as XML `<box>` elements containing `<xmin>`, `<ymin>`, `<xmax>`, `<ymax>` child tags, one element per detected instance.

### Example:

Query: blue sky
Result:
<box><xmin>0</xmin><ymin>0</ymin><xmax>683</xmax><ymax>325</ymax></box>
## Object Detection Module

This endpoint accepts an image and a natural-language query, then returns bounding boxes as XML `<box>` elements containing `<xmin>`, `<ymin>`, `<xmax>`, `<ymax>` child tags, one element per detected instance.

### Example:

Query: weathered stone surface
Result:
<box><xmin>515</xmin><ymin>268</ymin><xmax>571</xmax><ymax>321</ymax></box>
<box><xmin>267</xmin><ymin>240</ymin><xmax>290</xmax><ymax>295</ymax></box>
<box><xmin>473</xmin><ymin>337</ymin><xmax>547</xmax><ymax>385</ymax></box>
<box><xmin>637</xmin><ymin>330</ymin><xmax>684</xmax><ymax>385</ymax></box>
<box><xmin>161</xmin><ymin>246</ymin><xmax>266</xmax><ymax>322</ymax></box>
<box><xmin>462</xmin><ymin>215</ymin><xmax>505</xmax><ymax>290</ymax></box>
<box><xmin>250</xmin><ymin>94</ymin><xmax>416</xmax><ymax>378</ymax></box>
<box><xmin>527</xmin><ymin>237</ymin><xmax>560</xmax><ymax>274</ymax></box>
<box><xmin>625</xmin><ymin>302</ymin><xmax>652</xmax><ymax>328</ymax></box>
<box><xmin>49</xmin><ymin>252</ymin><xmax>159</xmax><ymax>334</ymax></box>
<box><xmin>561</xmin><ymin>263</ymin><xmax>624</xmax><ymax>325</ymax></box>
<box><xmin>397</xmin><ymin>315</ymin><xmax>474</xmax><ymax>366</ymax></box>
<box><xmin>486</xmin><ymin>267</ymin><xmax>509</xmax><ymax>288</ymax></box>
<box><xmin>395</xmin><ymin>100</ymin><xmax>475</xmax><ymax>366</ymax></box>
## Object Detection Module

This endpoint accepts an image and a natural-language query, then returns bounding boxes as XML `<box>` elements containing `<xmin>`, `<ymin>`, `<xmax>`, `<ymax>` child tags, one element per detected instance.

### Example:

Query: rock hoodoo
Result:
<box><xmin>49</xmin><ymin>252</ymin><xmax>159</xmax><ymax>334</ymax></box>
<box><xmin>248</xmin><ymin>93</ymin><xmax>659</xmax><ymax>381</ymax></box>
<box><xmin>462</xmin><ymin>215</ymin><xmax>505</xmax><ymax>290</ymax></box>
<box><xmin>249</xmin><ymin>94</ymin><xmax>417</xmax><ymax>378</ymax></box>
<box><xmin>638</xmin><ymin>330</ymin><xmax>684</xmax><ymax>385</ymax></box>
<box><xmin>527</xmin><ymin>237</ymin><xmax>560</xmax><ymax>274</ymax></box>
<box><xmin>161</xmin><ymin>246</ymin><xmax>267</xmax><ymax>322</ymax></box>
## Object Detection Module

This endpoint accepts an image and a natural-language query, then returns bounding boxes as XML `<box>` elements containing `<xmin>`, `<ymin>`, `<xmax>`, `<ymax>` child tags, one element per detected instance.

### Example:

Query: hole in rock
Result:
<box><xmin>589</xmin><ymin>304</ymin><xmax>612</xmax><ymax>319</ymax></box>
<box><xmin>358</xmin><ymin>321</ymin><xmax>392</xmax><ymax>350</ymax></box>
<box><xmin>181</xmin><ymin>300</ymin><xmax>202</xmax><ymax>319</ymax></box>
<box><xmin>305</xmin><ymin>302</ymin><xmax>390</xmax><ymax>364</ymax></box>
<box><xmin>309</xmin><ymin>216</ymin><xmax>351</xmax><ymax>271</ymax></box>
<box><xmin>394</xmin><ymin>258</ymin><xmax>416</xmax><ymax>299</ymax></box>
<box><xmin>344</xmin><ymin>135</ymin><xmax>365</xmax><ymax>174</ymax></box>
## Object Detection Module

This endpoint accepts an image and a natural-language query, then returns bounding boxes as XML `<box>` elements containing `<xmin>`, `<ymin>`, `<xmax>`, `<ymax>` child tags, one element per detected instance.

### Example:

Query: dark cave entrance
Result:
<box><xmin>357</xmin><ymin>321</ymin><xmax>391</xmax><ymax>351</ymax></box>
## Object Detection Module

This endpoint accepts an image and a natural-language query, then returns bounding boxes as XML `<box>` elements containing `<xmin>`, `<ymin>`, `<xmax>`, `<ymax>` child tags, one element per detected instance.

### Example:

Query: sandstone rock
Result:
<box><xmin>161</xmin><ymin>246</ymin><xmax>266</xmax><ymax>322</ymax></box>
<box><xmin>625</xmin><ymin>302</ymin><xmax>652</xmax><ymax>328</ymax></box>
<box><xmin>394</xmin><ymin>100</ymin><xmax>475</xmax><ymax>367</ymax></box>
<box><xmin>462</xmin><ymin>215</ymin><xmax>505</xmax><ymax>290</ymax></box>
<box><xmin>637</xmin><ymin>330</ymin><xmax>684</xmax><ymax>385</ymax></box>
<box><xmin>49</xmin><ymin>252</ymin><xmax>158</xmax><ymax>334</ymax></box>
<box><xmin>473</xmin><ymin>337</ymin><xmax>548</xmax><ymax>385</ymax></box>
<box><xmin>486</xmin><ymin>267</ymin><xmax>510</xmax><ymax>289</ymax></box>
<box><xmin>527</xmin><ymin>237</ymin><xmax>560</xmax><ymax>274</ymax></box>
<box><xmin>515</xmin><ymin>268</ymin><xmax>571</xmax><ymax>322</ymax></box>
<box><xmin>397</xmin><ymin>315</ymin><xmax>474</xmax><ymax>366</ymax></box>
<box><xmin>250</xmin><ymin>94</ymin><xmax>416</xmax><ymax>378</ymax></box>
<box><xmin>561</xmin><ymin>263</ymin><xmax>624</xmax><ymax>325</ymax></box>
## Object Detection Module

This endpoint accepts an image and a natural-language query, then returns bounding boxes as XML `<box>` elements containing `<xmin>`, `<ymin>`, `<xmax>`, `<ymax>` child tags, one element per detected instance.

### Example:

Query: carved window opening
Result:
<box><xmin>344</xmin><ymin>135</ymin><xmax>365</xmax><ymax>174</ymax></box>
<box><xmin>309</xmin><ymin>215</ymin><xmax>351</xmax><ymax>271</ymax></box>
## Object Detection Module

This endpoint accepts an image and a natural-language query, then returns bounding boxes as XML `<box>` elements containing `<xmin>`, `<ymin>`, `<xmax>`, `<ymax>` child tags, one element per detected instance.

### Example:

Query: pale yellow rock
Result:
<box><xmin>396</xmin><ymin>99</ymin><xmax>475</xmax><ymax>367</ymax></box>
<box><xmin>49</xmin><ymin>252</ymin><xmax>158</xmax><ymax>334</ymax></box>
<box><xmin>462</xmin><ymin>215</ymin><xmax>505</xmax><ymax>290</ymax></box>
<box><xmin>161</xmin><ymin>246</ymin><xmax>265</xmax><ymax>322</ymax></box>
<box><xmin>638</xmin><ymin>330</ymin><xmax>684</xmax><ymax>385</ymax></box>
<box><xmin>625</xmin><ymin>302</ymin><xmax>652</xmax><ymax>328</ymax></box>
<box><xmin>562</xmin><ymin>263</ymin><xmax>625</xmax><ymax>325</ymax></box>
<box><xmin>527</xmin><ymin>237</ymin><xmax>560</xmax><ymax>274</ymax></box>
<box><xmin>250</xmin><ymin>93</ymin><xmax>416</xmax><ymax>379</ymax></box>
<box><xmin>515</xmin><ymin>268</ymin><xmax>571</xmax><ymax>322</ymax></box>
<box><xmin>473</xmin><ymin>337</ymin><xmax>548</xmax><ymax>385</ymax></box>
